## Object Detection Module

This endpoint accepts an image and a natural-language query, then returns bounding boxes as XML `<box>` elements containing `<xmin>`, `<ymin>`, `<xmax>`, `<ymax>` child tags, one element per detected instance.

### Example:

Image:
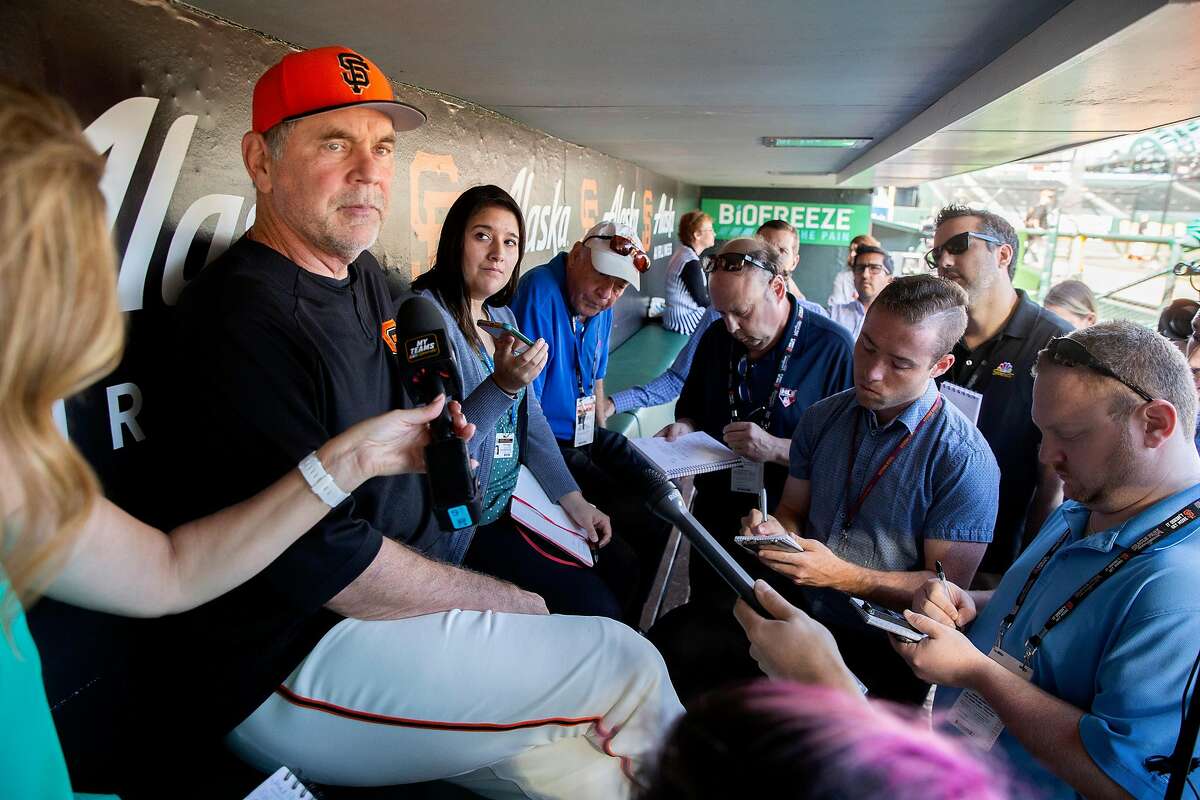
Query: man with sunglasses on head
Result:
<box><xmin>929</xmin><ymin>204</ymin><xmax>1070</xmax><ymax>583</ymax></box>
<box><xmin>736</xmin><ymin>321</ymin><xmax>1200</xmax><ymax>800</ymax></box>
<box><xmin>513</xmin><ymin>221</ymin><xmax>671</xmax><ymax>620</ymax></box>
<box><xmin>828</xmin><ymin>245</ymin><xmax>894</xmax><ymax>340</ymax></box>
<box><xmin>646</xmin><ymin>238</ymin><xmax>853</xmax><ymax>698</ymax></box>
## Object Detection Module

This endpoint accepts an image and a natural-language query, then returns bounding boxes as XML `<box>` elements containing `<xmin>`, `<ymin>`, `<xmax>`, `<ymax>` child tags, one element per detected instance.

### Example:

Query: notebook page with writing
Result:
<box><xmin>631</xmin><ymin>431</ymin><xmax>742</xmax><ymax>479</ymax></box>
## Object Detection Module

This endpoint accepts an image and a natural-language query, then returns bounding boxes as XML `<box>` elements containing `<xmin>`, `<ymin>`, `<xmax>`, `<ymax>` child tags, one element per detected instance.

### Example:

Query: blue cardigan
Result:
<box><xmin>418</xmin><ymin>289</ymin><xmax>579</xmax><ymax>562</ymax></box>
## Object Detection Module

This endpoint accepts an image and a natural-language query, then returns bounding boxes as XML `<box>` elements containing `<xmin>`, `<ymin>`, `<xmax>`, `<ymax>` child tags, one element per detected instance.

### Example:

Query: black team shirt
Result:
<box><xmin>937</xmin><ymin>289</ymin><xmax>1070</xmax><ymax>574</ymax></box>
<box><xmin>151</xmin><ymin>237</ymin><xmax>442</xmax><ymax>735</ymax></box>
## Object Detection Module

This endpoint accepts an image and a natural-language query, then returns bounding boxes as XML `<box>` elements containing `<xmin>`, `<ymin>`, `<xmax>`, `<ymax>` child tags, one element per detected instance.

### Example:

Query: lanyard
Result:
<box><xmin>996</xmin><ymin>496</ymin><xmax>1200</xmax><ymax>665</ymax></box>
<box><xmin>843</xmin><ymin>395</ymin><xmax>944</xmax><ymax>532</ymax></box>
<box><xmin>479</xmin><ymin>309</ymin><xmax>519</xmax><ymax>426</ymax></box>
<box><xmin>726</xmin><ymin>307</ymin><xmax>804</xmax><ymax>433</ymax></box>
<box><xmin>572</xmin><ymin>315</ymin><xmax>597</xmax><ymax>399</ymax></box>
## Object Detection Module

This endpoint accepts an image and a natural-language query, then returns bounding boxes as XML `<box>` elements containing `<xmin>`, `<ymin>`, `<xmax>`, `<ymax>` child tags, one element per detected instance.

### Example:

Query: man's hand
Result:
<box><xmin>911</xmin><ymin>577</ymin><xmax>977</xmax><ymax>629</ymax></box>
<box><xmin>722</xmin><ymin>421</ymin><xmax>785</xmax><ymax>463</ymax></box>
<box><xmin>891</xmin><ymin>609</ymin><xmax>992</xmax><ymax>688</ymax></box>
<box><xmin>558</xmin><ymin>491</ymin><xmax>612</xmax><ymax>548</ymax></box>
<box><xmin>330</xmin><ymin>396</ymin><xmax>475</xmax><ymax>486</ymax></box>
<box><xmin>496</xmin><ymin>588</ymin><xmax>550</xmax><ymax>616</ymax></box>
<box><xmin>492</xmin><ymin>336</ymin><xmax>549</xmax><ymax>395</ymax></box>
<box><xmin>738</xmin><ymin>509</ymin><xmax>786</xmax><ymax>538</ymax></box>
<box><xmin>656</xmin><ymin>420</ymin><xmax>695</xmax><ymax>441</ymax></box>
<box><xmin>601</xmin><ymin>397</ymin><xmax>616</xmax><ymax>423</ymax></box>
<box><xmin>733</xmin><ymin>580</ymin><xmax>863</xmax><ymax>697</ymax></box>
<box><xmin>756</xmin><ymin>535</ymin><xmax>854</xmax><ymax>591</ymax></box>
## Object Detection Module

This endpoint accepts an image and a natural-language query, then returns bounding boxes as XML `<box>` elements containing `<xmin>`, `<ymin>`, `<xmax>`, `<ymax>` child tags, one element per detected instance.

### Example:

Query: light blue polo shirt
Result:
<box><xmin>828</xmin><ymin>299</ymin><xmax>866</xmax><ymax>340</ymax></box>
<box><xmin>789</xmin><ymin>380</ymin><xmax>998</xmax><ymax>628</ymax></box>
<box><xmin>512</xmin><ymin>253</ymin><xmax>611</xmax><ymax>442</ymax></box>
<box><xmin>935</xmin><ymin>482</ymin><xmax>1200</xmax><ymax>798</ymax></box>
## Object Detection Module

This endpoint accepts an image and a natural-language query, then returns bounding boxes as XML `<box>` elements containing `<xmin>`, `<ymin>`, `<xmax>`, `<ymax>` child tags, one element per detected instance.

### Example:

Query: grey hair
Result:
<box><xmin>1034</xmin><ymin>321</ymin><xmax>1197</xmax><ymax>437</ymax></box>
<box><xmin>263</xmin><ymin>119</ymin><xmax>297</xmax><ymax>161</ymax></box>
<box><xmin>934</xmin><ymin>204</ymin><xmax>1021</xmax><ymax>278</ymax></box>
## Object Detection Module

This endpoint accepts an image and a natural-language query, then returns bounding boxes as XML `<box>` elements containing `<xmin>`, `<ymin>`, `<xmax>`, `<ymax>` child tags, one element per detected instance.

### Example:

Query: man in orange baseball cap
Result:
<box><xmin>160</xmin><ymin>45</ymin><xmax>682</xmax><ymax>798</ymax></box>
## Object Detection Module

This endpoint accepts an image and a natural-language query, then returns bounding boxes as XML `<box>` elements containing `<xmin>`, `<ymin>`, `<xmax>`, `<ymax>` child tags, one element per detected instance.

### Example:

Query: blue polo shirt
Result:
<box><xmin>512</xmin><ymin>253</ymin><xmax>611</xmax><ymax>441</ymax></box>
<box><xmin>935</xmin><ymin>482</ymin><xmax>1200</xmax><ymax>799</ymax></box>
<box><xmin>789</xmin><ymin>381</ymin><xmax>998</xmax><ymax>627</ymax></box>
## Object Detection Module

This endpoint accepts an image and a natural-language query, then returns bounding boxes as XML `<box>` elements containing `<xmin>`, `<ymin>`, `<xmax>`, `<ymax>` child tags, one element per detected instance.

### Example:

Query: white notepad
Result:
<box><xmin>243</xmin><ymin>767</ymin><xmax>316</xmax><ymax>800</ymax></box>
<box><xmin>631</xmin><ymin>431</ymin><xmax>742</xmax><ymax>479</ymax></box>
<box><xmin>510</xmin><ymin>466</ymin><xmax>593</xmax><ymax>567</ymax></box>
<box><xmin>941</xmin><ymin>382</ymin><xmax>983</xmax><ymax>425</ymax></box>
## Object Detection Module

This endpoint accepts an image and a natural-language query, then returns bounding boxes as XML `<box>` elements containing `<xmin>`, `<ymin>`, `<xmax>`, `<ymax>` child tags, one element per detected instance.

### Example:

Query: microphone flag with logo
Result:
<box><xmin>393</xmin><ymin>295</ymin><xmax>481</xmax><ymax>531</ymax></box>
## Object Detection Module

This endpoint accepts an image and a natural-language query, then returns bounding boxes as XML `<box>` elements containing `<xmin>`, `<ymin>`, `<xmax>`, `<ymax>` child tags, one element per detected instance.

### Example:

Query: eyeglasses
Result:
<box><xmin>852</xmin><ymin>263</ymin><xmax>887</xmax><ymax>276</ymax></box>
<box><xmin>1044</xmin><ymin>336</ymin><xmax>1155</xmax><ymax>402</ymax></box>
<box><xmin>924</xmin><ymin>231</ymin><xmax>1004</xmax><ymax>270</ymax></box>
<box><xmin>703</xmin><ymin>251</ymin><xmax>778</xmax><ymax>276</ymax></box>
<box><xmin>584</xmin><ymin>234</ymin><xmax>650</xmax><ymax>273</ymax></box>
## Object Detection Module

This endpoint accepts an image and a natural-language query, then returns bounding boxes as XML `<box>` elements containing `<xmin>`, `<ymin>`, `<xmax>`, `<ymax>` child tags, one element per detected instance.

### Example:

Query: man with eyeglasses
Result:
<box><xmin>513</xmin><ymin>221</ymin><xmax>671</xmax><ymax>620</ymax></box>
<box><xmin>646</xmin><ymin>237</ymin><xmax>853</xmax><ymax>700</ymax></box>
<box><xmin>736</xmin><ymin>321</ymin><xmax>1200</xmax><ymax>800</ymax></box>
<box><xmin>929</xmin><ymin>204</ymin><xmax>1070</xmax><ymax>583</ymax></box>
<box><xmin>829</xmin><ymin>245</ymin><xmax>894</xmax><ymax>340</ymax></box>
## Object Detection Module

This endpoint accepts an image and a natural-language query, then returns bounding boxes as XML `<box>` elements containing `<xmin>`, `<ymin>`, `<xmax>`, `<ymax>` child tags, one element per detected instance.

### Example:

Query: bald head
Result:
<box><xmin>708</xmin><ymin>237</ymin><xmax>791</xmax><ymax>357</ymax></box>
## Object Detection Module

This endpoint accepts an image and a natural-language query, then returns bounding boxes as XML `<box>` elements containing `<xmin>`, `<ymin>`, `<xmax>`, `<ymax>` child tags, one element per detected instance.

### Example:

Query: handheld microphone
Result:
<box><xmin>394</xmin><ymin>295</ymin><xmax>481</xmax><ymax>531</ymax></box>
<box><xmin>642</xmin><ymin>470</ymin><xmax>768</xmax><ymax>617</ymax></box>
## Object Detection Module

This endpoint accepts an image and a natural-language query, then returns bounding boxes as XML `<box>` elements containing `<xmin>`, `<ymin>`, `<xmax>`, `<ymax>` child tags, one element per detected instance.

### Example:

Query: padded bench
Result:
<box><xmin>604</xmin><ymin>321</ymin><xmax>690</xmax><ymax>439</ymax></box>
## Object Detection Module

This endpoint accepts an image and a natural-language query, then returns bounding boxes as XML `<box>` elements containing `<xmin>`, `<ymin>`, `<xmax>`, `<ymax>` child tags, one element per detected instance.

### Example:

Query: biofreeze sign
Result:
<box><xmin>701</xmin><ymin>198</ymin><xmax>870</xmax><ymax>247</ymax></box>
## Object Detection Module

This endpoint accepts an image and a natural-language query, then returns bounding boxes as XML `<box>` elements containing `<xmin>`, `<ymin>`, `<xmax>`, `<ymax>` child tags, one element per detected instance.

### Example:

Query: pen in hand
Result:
<box><xmin>758</xmin><ymin>487</ymin><xmax>768</xmax><ymax>523</ymax></box>
<box><xmin>935</xmin><ymin>559</ymin><xmax>957</xmax><ymax>630</ymax></box>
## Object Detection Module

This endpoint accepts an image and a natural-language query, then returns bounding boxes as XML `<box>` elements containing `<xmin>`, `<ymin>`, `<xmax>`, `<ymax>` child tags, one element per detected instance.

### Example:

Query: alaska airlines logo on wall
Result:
<box><xmin>510</xmin><ymin>167</ymin><xmax>572</xmax><ymax>254</ymax></box>
<box><xmin>86</xmin><ymin>97</ymin><xmax>254</xmax><ymax>311</ymax></box>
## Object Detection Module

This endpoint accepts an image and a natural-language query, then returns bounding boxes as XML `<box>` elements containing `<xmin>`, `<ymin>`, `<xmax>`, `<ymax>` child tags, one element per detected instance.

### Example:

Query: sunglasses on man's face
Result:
<box><xmin>924</xmin><ymin>231</ymin><xmax>1004</xmax><ymax>270</ymax></box>
<box><xmin>585</xmin><ymin>234</ymin><xmax>650</xmax><ymax>273</ymax></box>
<box><xmin>703</xmin><ymin>251</ymin><xmax>778</xmax><ymax>276</ymax></box>
<box><xmin>1044</xmin><ymin>336</ymin><xmax>1155</xmax><ymax>402</ymax></box>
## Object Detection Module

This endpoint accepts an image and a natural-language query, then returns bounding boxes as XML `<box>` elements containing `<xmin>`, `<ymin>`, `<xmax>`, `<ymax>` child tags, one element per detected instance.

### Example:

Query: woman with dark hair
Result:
<box><xmin>412</xmin><ymin>185</ymin><xmax>625</xmax><ymax>619</ymax></box>
<box><xmin>641</xmin><ymin>681</ymin><xmax>1011</xmax><ymax>800</ymax></box>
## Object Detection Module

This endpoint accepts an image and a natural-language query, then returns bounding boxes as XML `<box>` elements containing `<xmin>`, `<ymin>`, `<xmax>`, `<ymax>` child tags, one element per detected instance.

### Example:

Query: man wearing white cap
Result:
<box><xmin>513</xmin><ymin>222</ymin><xmax>672</xmax><ymax>620</ymax></box>
<box><xmin>111</xmin><ymin>46</ymin><xmax>682</xmax><ymax>799</ymax></box>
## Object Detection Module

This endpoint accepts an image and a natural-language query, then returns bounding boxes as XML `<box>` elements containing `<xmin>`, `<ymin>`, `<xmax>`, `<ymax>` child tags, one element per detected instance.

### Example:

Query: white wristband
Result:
<box><xmin>298</xmin><ymin>451</ymin><xmax>350</xmax><ymax>508</ymax></box>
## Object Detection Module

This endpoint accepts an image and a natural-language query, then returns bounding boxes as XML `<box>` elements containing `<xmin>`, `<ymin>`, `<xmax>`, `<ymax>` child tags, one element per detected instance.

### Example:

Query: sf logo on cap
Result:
<box><xmin>337</xmin><ymin>52</ymin><xmax>372</xmax><ymax>94</ymax></box>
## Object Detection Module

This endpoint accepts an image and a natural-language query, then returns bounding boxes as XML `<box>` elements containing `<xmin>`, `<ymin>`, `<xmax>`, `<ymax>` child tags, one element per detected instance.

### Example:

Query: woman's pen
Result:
<box><xmin>758</xmin><ymin>487</ymin><xmax>768</xmax><ymax>521</ymax></box>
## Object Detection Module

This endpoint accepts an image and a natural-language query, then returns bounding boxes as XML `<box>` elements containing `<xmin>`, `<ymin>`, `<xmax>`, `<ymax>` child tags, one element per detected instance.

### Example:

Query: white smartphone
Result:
<box><xmin>734</xmin><ymin>533</ymin><xmax>804</xmax><ymax>554</ymax></box>
<box><xmin>849</xmin><ymin>597</ymin><xmax>927</xmax><ymax>642</ymax></box>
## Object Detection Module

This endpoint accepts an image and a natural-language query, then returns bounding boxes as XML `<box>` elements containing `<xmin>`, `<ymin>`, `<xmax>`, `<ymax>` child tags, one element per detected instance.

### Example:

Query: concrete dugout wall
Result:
<box><xmin>0</xmin><ymin>0</ymin><xmax>698</xmax><ymax>508</ymax></box>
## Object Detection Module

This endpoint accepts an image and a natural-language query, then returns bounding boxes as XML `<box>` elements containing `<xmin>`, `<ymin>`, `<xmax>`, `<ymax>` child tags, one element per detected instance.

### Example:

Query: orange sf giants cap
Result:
<box><xmin>252</xmin><ymin>45</ymin><xmax>426</xmax><ymax>134</ymax></box>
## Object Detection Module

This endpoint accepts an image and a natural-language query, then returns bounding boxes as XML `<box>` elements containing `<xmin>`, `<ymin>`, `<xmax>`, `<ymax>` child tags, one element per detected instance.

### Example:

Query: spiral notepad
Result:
<box><xmin>632</xmin><ymin>431</ymin><xmax>742</xmax><ymax>479</ymax></box>
<box><xmin>244</xmin><ymin>767</ymin><xmax>317</xmax><ymax>800</ymax></box>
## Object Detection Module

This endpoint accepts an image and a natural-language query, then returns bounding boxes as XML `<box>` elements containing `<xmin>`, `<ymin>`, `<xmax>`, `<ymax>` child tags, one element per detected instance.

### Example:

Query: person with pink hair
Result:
<box><xmin>640</xmin><ymin>680</ymin><xmax>1010</xmax><ymax>799</ymax></box>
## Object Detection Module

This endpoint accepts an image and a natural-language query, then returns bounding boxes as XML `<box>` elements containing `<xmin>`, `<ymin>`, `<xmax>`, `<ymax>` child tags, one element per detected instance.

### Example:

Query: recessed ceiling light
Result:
<box><xmin>762</xmin><ymin>137</ymin><xmax>872</xmax><ymax>149</ymax></box>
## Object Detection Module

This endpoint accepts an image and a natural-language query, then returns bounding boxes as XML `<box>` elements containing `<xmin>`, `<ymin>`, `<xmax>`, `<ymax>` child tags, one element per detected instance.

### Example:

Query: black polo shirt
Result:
<box><xmin>676</xmin><ymin>297</ymin><xmax>854</xmax><ymax>600</ymax></box>
<box><xmin>937</xmin><ymin>289</ymin><xmax>1070</xmax><ymax>574</ymax></box>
